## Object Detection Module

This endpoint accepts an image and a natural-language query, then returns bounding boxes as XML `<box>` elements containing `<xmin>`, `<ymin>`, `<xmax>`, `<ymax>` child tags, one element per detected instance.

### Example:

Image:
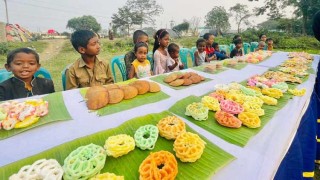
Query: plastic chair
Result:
<box><xmin>61</xmin><ymin>64</ymin><xmax>72</xmax><ymax>91</ymax></box>
<box><xmin>111</xmin><ymin>55</ymin><xmax>126</xmax><ymax>83</ymax></box>
<box><xmin>147</xmin><ymin>52</ymin><xmax>154</xmax><ymax>71</ymax></box>
<box><xmin>229</xmin><ymin>44</ymin><xmax>236</xmax><ymax>52</ymax></box>
<box><xmin>0</xmin><ymin>71</ymin><xmax>13</xmax><ymax>83</ymax></box>
<box><xmin>179</xmin><ymin>48</ymin><xmax>190</xmax><ymax>69</ymax></box>
<box><xmin>219</xmin><ymin>45</ymin><xmax>230</xmax><ymax>54</ymax></box>
<box><xmin>243</xmin><ymin>43</ymin><xmax>251</xmax><ymax>54</ymax></box>
<box><xmin>34</xmin><ymin>67</ymin><xmax>52</xmax><ymax>79</ymax></box>
<box><xmin>250</xmin><ymin>42</ymin><xmax>259</xmax><ymax>52</ymax></box>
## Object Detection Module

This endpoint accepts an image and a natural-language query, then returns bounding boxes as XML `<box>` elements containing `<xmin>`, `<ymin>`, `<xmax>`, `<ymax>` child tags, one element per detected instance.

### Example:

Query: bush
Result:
<box><xmin>0</xmin><ymin>43</ymin><xmax>9</xmax><ymax>55</ymax></box>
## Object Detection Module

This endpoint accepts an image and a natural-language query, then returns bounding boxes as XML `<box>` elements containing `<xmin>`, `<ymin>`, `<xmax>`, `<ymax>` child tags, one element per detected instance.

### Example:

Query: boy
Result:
<box><xmin>212</xmin><ymin>42</ymin><xmax>229</xmax><ymax>60</ymax></box>
<box><xmin>167</xmin><ymin>43</ymin><xmax>184</xmax><ymax>72</ymax></box>
<box><xmin>256</xmin><ymin>41</ymin><xmax>266</xmax><ymax>51</ymax></box>
<box><xmin>0</xmin><ymin>48</ymin><xmax>54</xmax><ymax>101</ymax></box>
<box><xmin>203</xmin><ymin>33</ymin><xmax>216</xmax><ymax>62</ymax></box>
<box><xmin>124</xmin><ymin>30</ymin><xmax>149</xmax><ymax>79</ymax></box>
<box><xmin>266</xmin><ymin>38</ymin><xmax>273</xmax><ymax>51</ymax></box>
<box><xmin>230</xmin><ymin>39</ymin><xmax>243</xmax><ymax>58</ymax></box>
<box><xmin>66</xmin><ymin>30</ymin><xmax>113</xmax><ymax>90</ymax></box>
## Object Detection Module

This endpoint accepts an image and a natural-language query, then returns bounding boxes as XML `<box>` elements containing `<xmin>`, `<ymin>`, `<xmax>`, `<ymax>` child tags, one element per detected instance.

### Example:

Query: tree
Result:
<box><xmin>205</xmin><ymin>7</ymin><xmax>230</xmax><ymax>35</ymax></box>
<box><xmin>173</xmin><ymin>21</ymin><xmax>190</xmax><ymax>35</ymax></box>
<box><xmin>189</xmin><ymin>16</ymin><xmax>201</xmax><ymax>36</ymax></box>
<box><xmin>111</xmin><ymin>6</ymin><xmax>143</xmax><ymax>36</ymax></box>
<box><xmin>66</xmin><ymin>15</ymin><xmax>101</xmax><ymax>33</ymax></box>
<box><xmin>229</xmin><ymin>4</ymin><xmax>251</xmax><ymax>33</ymax></box>
<box><xmin>126</xmin><ymin>0</ymin><xmax>163</xmax><ymax>26</ymax></box>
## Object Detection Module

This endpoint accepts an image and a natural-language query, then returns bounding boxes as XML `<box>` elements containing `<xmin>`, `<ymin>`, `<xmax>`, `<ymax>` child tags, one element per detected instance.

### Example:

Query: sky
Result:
<box><xmin>0</xmin><ymin>0</ymin><xmax>295</xmax><ymax>33</ymax></box>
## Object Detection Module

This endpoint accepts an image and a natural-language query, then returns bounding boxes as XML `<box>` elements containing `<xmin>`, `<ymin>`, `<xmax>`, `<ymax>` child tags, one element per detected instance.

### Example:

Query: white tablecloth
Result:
<box><xmin>1</xmin><ymin>52</ymin><xmax>319</xmax><ymax>180</ymax></box>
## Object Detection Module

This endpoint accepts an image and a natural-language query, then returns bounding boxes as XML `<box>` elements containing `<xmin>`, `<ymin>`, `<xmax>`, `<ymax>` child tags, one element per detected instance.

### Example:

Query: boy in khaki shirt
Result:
<box><xmin>66</xmin><ymin>30</ymin><xmax>113</xmax><ymax>90</ymax></box>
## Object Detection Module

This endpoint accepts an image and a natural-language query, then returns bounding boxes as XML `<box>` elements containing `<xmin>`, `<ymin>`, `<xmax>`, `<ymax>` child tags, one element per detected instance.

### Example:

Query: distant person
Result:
<box><xmin>152</xmin><ymin>29</ymin><xmax>170</xmax><ymax>75</ymax></box>
<box><xmin>212</xmin><ymin>42</ymin><xmax>229</xmax><ymax>60</ymax></box>
<box><xmin>124</xmin><ymin>30</ymin><xmax>149</xmax><ymax>79</ymax></box>
<box><xmin>256</xmin><ymin>41</ymin><xmax>266</xmax><ymax>51</ymax></box>
<box><xmin>194</xmin><ymin>38</ymin><xmax>208</xmax><ymax>66</ymax></box>
<box><xmin>266</xmin><ymin>38</ymin><xmax>274</xmax><ymax>51</ymax></box>
<box><xmin>66</xmin><ymin>30</ymin><xmax>113</xmax><ymax>90</ymax></box>
<box><xmin>233</xmin><ymin>34</ymin><xmax>242</xmax><ymax>42</ymax></box>
<box><xmin>167</xmin><ymin>43</ymin><xmax>184</xmax><ymax>72</ymax></box>
<box><xmin>0</xmin><ymin>48</ymin><xmax>54</xmax><ymax>101</ymax></box>
<box><xmin>128</xmin><ymin>42</ymin><xmax>152</xmax><ymax>79</ymax></box>
<box><xmin>230</xmin><ymin>39</ymin><xmax>243</xmax><ymax>58</ymax></box>
<box><xmin>259</xmin><ymin>34</ymin><xmax>267</xmax><ymax>42</ymax></box>
<box><xmin>203</xmin><ymin>33</ymin><xmax>216</xmax><ymax>61</ymax></box>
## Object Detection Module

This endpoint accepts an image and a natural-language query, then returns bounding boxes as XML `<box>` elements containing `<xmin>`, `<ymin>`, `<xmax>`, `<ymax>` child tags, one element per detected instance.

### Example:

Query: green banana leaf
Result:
<box><xmin>225</xmin><ymin>62</ymin><xmax>248</xmax><ymax>70</ymax></box>
<box><xmin>0</xmin><ymin>111</ymin><xmax>235</xmax><ymax>180</ymax></box>
<box><xmin>0</xmin><ymin>92</ymin><xmax>72</xmax><ymax>140</ymax></box>
<box><xmin>191</xmin><ymin>66</ymin><xmax>227</xmax><ymax>74</ymax></box>
<box><xmin>150</xmin><ymin>75</ymin><xmax>213</xmax><ymax>90</ymax></box>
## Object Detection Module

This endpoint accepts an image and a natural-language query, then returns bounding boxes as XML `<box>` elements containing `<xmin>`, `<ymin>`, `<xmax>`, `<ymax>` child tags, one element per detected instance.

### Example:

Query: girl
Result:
<box><xmin>203</xmin><ymin>33</ymin><xmax>216</xmax><ymax>62</ymax></box>
<box><xmin>129</xmin><ymin>42</ymin><xmax>152</xmax><ymax>79</ymax></box>
<box><xmin>152</xmin><ymin>29</ymin><xmax>170</xmax><ymax>75</ymax></box>
<box><xmin>0</xmin><ymin>48</ymin><xmax>55</xmax><ymax>101</ymax></box>
<box><xmin>167</xmin><ymin>43</ymin><xmax>184</xmax><ymax>72</ymax></box>
<box><xmin>194</xmin><ymin>38</ymin><xmax>208</xmax><ymax>66</ymax></box>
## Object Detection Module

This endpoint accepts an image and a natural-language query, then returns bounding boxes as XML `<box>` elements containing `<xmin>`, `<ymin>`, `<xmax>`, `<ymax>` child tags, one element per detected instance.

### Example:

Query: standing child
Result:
<box><xmin>230</xmin><ymin>39</ymin><xmax>243</xmax><ymax>58</ymax></box>
<box><xmin>0</xmin><ymin>48</ymin><xmax>55</xmax><ymax>101</ymax></box>
<box><xmin>66</xmin><ymin>30</ymin><xmax>113</xmax><ymax>90</ymax></box>
<box><xmin>124</xmin><ymin>30</ymin><xmax>149</xmax><ymax>79</ymax></box>
<box><xmin>213</xmin><ymin>42</ymin><xmax>229</xmax><ymax>60</ymax></box>
<box><xmin>167</xmin><ymin>43</ymin><xmax>184</xmax><ymax>72</ymax></box>
<box><xmin>128</xmin><ymin>42</ymin><xmax>152</xmax><ymax>79</ymax></box>
<box><xmin>152</xmin><ymin>29</ymin><xmax>170</xmax><ymax>75</ymax></box>
<box><xmin>266</xmin><ymin>38</ymin><xmax>273</xmax><ymax>51</ymax></box>
<box><xmin>194</xmin><ymin>38</ymin><xmax>208</xmax><ymax>66</ymax></box>
<box><xmin>256</xmin><ymin>41</ymin><xmax>266</xmax><ymax>51</ymax></box>
<box><xmin>203</xmin><ymin>33</ymin><xmax>216</xmax><ymax>61</ymax></box>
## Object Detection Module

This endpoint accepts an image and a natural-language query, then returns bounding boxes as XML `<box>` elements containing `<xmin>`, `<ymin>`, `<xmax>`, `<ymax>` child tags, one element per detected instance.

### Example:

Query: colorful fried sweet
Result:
<box><xmin>243</xmin><ymin>101</ymin><xmax>265</xmax><ymax>116</ymax></box>
<box><xmin>214</xmin><ymin>110</ymin><xmax>242</xmax><ymax>128</ymax></box>
<box><xmin>139</xmin><ymin>151</ymin><xmax>178</xmax><ymax>180</ymax></box>
<box><xmin>261</xmin><ymin>88</ymin><xmax>283</xmax><ymax>99</ymax></box>
<box><xmin>228</xmin><ymin>82</ymin><xmax>243</xmax><ymax>90</ymax></box>
<box><xmin>208</xmin><ymin>92</ymin><xmax>225</xmax><ymax>102</ymax></box>
<box><xmin>241</xmin><ymin>86</ymin><xmax>261</xmax><ymax>96</ymax></box>
<box><xmin>134</xmin><ymin>125</ymin><xmax>159</xmax><ymax>150</ymax></box>
<box><xmin>214</xmin><ymin>84</ymin><xmax>230</xmax><ymax>92</ymax></box>
<box><xmin>90</xmin><ymin>172</ymin><xmax>124</xmax><ymax>180</ymax></box>
<box><xmin>225</xmin><ymin>93</ymin><xmax>246</xmax><ymax>105</ymax></box>
<box><xmin>9</xmin><ymin>159</ymin><xmax>63</xmax><ymax>180</ymax></box>
<box><xmin>288</xmin><ymin>88</ymin><xmax>307</xmax><ymax>96</ymax></box>
<box><xmin>201</xmin><ymin>96</ymin><xmax>221</xmax><ymax>111</ymax></box>
<box><xmin>259</xmin><ymin>95</ymin><xmax>278</xmax><ymax>106</ymax></box>
<box><xmin>157</xmin><ymin>116</ymin><xmax>186</xmax><ymax>140</ymax></box>
<box><xmin>243</xmin><ymin>96</ymin><xmax>264</xmax><ymax>107</ymax></box>
<box><xmin>173</xmin><ymin>132</ymin><xmax>206</xmax><ymax>162</ymax></box>
<box><xmin>185</xmin><ymin>102</ymin><xmax>209</xmax><ymax>121</ymax></box>
<box><xmin>63</xmin><ymin>144</ymin><xmax>107</xmax><ymax>180</ymax></box>
<box><xmin>238</xmin><ymin>112</ymin><xmax>261</xmax><ymax>128</ymax></box>
<box><xmin>272</xmin><ymin>82</ymin><xmax>289</xmax><ymax>92</ymax></box>
<box><xmin>104</xmin><ymin>134</ymin><xmax>135</xmax><ymax>158</ymax></box>
<box><xmin>220</xmin><ymin>100</ymin><xmax>244</xmax><ymax>115</ymax></box>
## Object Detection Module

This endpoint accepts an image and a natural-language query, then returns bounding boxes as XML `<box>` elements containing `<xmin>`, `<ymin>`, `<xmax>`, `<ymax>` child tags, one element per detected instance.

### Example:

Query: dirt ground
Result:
<box><xmin>39</xmin><ymin>39</ymin><xmax>66</xmax><ymax>61</ymax></box>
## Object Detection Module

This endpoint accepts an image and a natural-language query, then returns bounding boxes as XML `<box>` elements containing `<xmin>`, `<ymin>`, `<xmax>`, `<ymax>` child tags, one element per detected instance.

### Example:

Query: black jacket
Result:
<box><xmin>0</xmin><ymin>77</ymin><xmax>55</xmax><ymax>101</ymax></box>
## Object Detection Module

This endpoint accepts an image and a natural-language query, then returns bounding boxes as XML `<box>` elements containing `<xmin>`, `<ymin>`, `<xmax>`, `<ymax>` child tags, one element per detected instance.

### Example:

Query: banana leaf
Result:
<box><xmin>224</xmin><ymin>62</ymin><xmax>248</xmax><ymax>70</ymax></box>
<box><xmin>191</xmin><ymin>66</ymin><xmax>227</xmax><ymax>74</ymax></box>
<box><xmin>0</xmin><ymin>111</ymin><xmax>235</xmax><ymax>180</ymax></box>
<box><xmin>0</xmin><ymin>92</ymin><xmax>72</xmax><ymax>140</ymax></box>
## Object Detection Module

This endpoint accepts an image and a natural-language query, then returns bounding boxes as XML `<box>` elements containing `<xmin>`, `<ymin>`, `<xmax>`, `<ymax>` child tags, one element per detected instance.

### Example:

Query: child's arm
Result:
<box><xmin>167</xmin><ymin>58</ymin><xmax>179</xmax><ymax>71</ymax></box>
<box><xmin>179</xmin><ymin>62</ymin><xmax>184</xmax><ymax>70</ymax></box>
<box><xmin>207</xmin><ymin>55</ymin><xmax>216</xmax><ymax>62</ymax></box>
<box><xmin>66</xmin><ymin>68</ymin><xmax>78</xmax><ymax>90</ymax></box>
<box><xmin>194</xmin><ymin>51</ymin><xmax>200</xmax><ymax>66</ymax></box>
<box><xmin>128</xmin><ymin>65</ymin><xmax>136</xmax><ymax>79</ymax></box>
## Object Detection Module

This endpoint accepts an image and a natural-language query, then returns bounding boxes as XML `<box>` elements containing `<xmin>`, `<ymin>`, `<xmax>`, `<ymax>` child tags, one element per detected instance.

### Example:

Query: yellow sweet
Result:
<box><xmin>14</xmin><ymin>116</ymin><xmax>40</xmax><ymax>129</ymax></box>
<box><xmin>104</xmin><ymin>134</ymin><xmax>135</xmax><ymax>158</ymax></box>
<box><xmin>243</xmin><ymin>96</ymin><xmax>264</xmax><ymax>107</ymax></box>
<box><xmin>238</xmin><ymin>112</ymin><xmax>261</xmax><ymax>128</ymax></box>
<box><xmin>262</xmin><ymin>88</ymin><xmax>283</xmax><ymax>99</ymax></box>
<box><xmin>259</xmin><ymin>95</ymin><xmax>278</xmax><ymax>106</ymax></box>
<box><xmin>173</xmin><ymin>132</ymin><xmax>206</xmax><ymax>162</ymax></box>
<box><xmin>201</xmin><ymin>96</ymin><xmax>221</xmax><ymax>111</ymax></box>
<box><xmin>90</xmin><ymin>172</ymin><xmax>124</xmax><ymax>180</ymax></box>
<box><xmin>243</xmin><ymin>101</ymin><xmax>265</xmax><ymax>116</ymax></box>
<box><xmin>288</xmin><ymin>88</ymin><xmax>306</xmax><ymax>96</ymax></box>
<box><xmin>225</xmin><ymin>93</ymin><xmax>246</xmax><ymax>105</ymax></box>
<box><xmin>157</xmin><ymin>116</ymin><xmax>186</xmax><ymax>140</ymax></box>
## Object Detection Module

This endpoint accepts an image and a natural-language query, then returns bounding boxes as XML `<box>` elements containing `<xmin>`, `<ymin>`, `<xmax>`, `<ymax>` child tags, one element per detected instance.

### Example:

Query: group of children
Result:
<box><xmin>0</xmin><ymin>29</ymin><xmax>274</xmax><ymax>101</ymax></box>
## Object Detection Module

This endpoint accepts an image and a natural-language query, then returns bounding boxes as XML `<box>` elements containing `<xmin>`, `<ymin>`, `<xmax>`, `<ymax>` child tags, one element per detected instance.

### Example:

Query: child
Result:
<box><xmin>152</xmin><ymin>29</ymin><xmax>170</xmax><ymax>75</ymax></box>
<box><xmin>230</xmin><ymin>39</ymin><xmax>243</xmax><ymax>58</ymax></box>
<box><xmin>256</xmin><ymin>41</ymin><xmax>266</xmax><ymax>51</ymax></box>
<box><xmin>259</xmin><ymin>34</ymin><xmax>267</xmax><ymax>42</ymax></box>
<box><xmin>167</xmin><ymin>43</ymin><xmax>184</xmax><ymax>72</ymax></box>
<box><xmin>0</xmin><ymin>48</ymin><xmax>55</xmax><ymax>101</ymax></box>
<box><xmin>125</xmin><ymin>30</ymin><xmax>149</xmax><ymax>79</ymax></box>
<box><xmin>194</xmin><ymin>38</ymin><xmax>208</xmax><ymax>66</ymax></box>
<box><xmin>66</xmin><ymin>30</ymin><xmax>113</xmax><ymax>90</ymax></box>
<box><xmin>212</xmin><ymin>42</ymin><xmax>229</xmax><ymax>60</ymax></box>
<box><xmin>233</xmin><ymin>34</ymin><xmax>242</xmax><ymax>42</ymax></box>
<box><xmin>203</xmin><ymin>33</ymin><xmax>216</xmax><ymax>61</ymax></box>
<box><xmin>266</xmin><ymin>38</ymin><xmax>273</xmax><ymax>51</ymax></box>
<box><xmin>128</xmin><ymin>42</ymin><xmax>152</xmax><ymax>79</ymax></box>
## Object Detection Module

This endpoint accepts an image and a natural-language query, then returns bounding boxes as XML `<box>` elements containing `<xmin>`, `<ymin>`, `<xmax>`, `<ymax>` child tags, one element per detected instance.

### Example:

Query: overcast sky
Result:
<box><xmin>0</xmin><ymin>0</ymin><xmax>295</xmax><ymax>33</ymax></box>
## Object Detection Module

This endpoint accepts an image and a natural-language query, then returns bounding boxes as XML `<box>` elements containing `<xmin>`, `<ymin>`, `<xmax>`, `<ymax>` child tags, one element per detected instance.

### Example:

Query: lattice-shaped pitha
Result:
<box><xmin>157</xmin><ymin>116</ymin><xmax>186</xmax><ymax>140</ymax></box>
<box><xmin>104</xmin><ymin>134</ymin><xmax>135</xmax><ymax>158</ymax></box>
<box><xmin>238</xmin><ymin>112</ymin><xmax>261</xmax><ymax>128</ymax></box>
<box><xmin>215</xmin><ymin>110</ymin><xmax>242</xmax><ymax>128</ymax></box>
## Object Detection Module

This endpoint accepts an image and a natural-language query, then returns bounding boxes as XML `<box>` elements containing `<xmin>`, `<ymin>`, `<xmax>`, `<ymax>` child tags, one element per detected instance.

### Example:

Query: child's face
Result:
<box><xmin>135</xmin><ymin>46</ymin><xmax>148</xmax><ymax>62</ymax></box>
<box><xmin>236</xmin><ymin>43</ymin><xmax>243</xmax><ymax>49</ymax></box>
<box><xmin>5</xmin><ymin>52</ymin><xmax>40</xmax><ymax>82</ymax></box>
<box><xmin>260</xmin><ymin>35</ymin><xmax>267</xmax><ymax>42</ymax></box>
<box><xmin>169</xmin><ymin>49</ymin><xmax>180</xmax><ymax>59</ymax></box>
<box><xmin>267</xmin><ymin>40</ymin><xmax>273</xmax><ymax>45</ymax></box>
<box><xmin>137</xmin><ymin>35</ymin><xmax>149</xmax><ymax>45</ymax></box>
<box><xmin>214</xmin><ymin>45</ymin><xmax>220</xmax><ymax>51</ymax></box>
<box><xmin>159</xmin><ymin>34</ymin><xmax>170</xmax><ymax>48</ymax></box>
<box><xmin>258</xmin><ymin>44</ymin><xmax>265</xmax><ymax>50</ymax></box>
<box><xmin>80</xmin><ymin>36</ymin><xmax>101</xmax><ymax>56</ymax></box>
<box><xmin>206</xmin><ymin>35</ymin><xmax>215</xmax><ymax>46</ymax></box>
<box><xmin>197</xmin><ymin>42</ymin><xmax>206</xmax><ymax>53</ymax></box>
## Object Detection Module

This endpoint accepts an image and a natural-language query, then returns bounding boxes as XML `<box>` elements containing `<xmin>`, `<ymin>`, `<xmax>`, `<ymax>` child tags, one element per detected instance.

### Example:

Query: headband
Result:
<box><xmin>157</xmin><ymin>29</ymin><xmax>167</xmax><ymax>39</ymax></box>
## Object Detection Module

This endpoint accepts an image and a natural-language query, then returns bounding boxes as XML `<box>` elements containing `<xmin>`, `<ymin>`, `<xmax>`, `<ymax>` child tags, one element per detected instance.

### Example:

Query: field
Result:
<box><xmin>0</xmin><ymin>36</ymin><xmax>319</xmax><ymax>91</ymax></box>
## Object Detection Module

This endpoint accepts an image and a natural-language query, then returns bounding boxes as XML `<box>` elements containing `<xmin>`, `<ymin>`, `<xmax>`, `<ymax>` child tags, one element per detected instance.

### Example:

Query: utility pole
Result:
<box><xmin>4</xmin><ymin>0</ymin><xmax>9</xmax><ymax>24</ymax></box>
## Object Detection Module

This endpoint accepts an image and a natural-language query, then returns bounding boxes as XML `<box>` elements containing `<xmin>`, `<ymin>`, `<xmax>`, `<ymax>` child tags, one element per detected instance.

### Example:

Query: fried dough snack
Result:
<box><xmin>185</xmin><ymin>102</ymin><xmax>209</xmax><ymax>121</ymax></box>
<box><xmin>261</xmin><ymin>88</ymin><xmax>283</xmax><ymax>99</ymax></box>
<box><xmin>238</xmin><ymin>112</ymin><xmax>261</xmax><ymax>128</ymax></box>
<box><xmin>104</xmin><ymin>134</ymin><xmax>135</xmax><ymax>158</ymax></box>
<box><xmin>243</xmin><ymin>101</ymin><xmax>265</xmax><ymax>116</ymax></box>
<box><xmin>90</xmin><ymin>172</ymin><xmax>124</xmax><ymax>180</ymax></box>
<box><xmin>259</xmin><ymin>95</ymin><xmax>278</xmax><ymax>106</ymax></box>
<box><xmin>220</xmin><ymin>100</ymin><xmax>244</xmax><ymax>114</ymax></box>
<box><xmin>201</xmin><ymin>96</ymin><xmax>221</xmax><ymax>111</ymax></box>
<box><xmin>288</xmin><ymin>88</ymin><xmax>306</xmax><ymax>96</ymax></box>
<box><xmin>134</xmin><ymin>125</ymin><xmax>159</xmax><ymax>150</ymax></box>
<box><xmin>214</xmin><ymin>110</ymin><xmax>242</xmax><ymax>128</ymax></box>
<box><xmin>157</xmin><ymin>116</ymin><xmax>186</xmax><ymax>140</ymax></box>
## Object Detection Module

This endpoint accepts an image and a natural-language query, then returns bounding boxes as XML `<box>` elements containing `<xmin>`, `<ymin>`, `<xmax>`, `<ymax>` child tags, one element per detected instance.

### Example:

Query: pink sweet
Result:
<box><xmin>209</xmin><ymin>92</ymin><xmax>225</xmax><ymax>102</ymax></box>
<box><xmin>220</xmin><ymin>100</ymin><xmax>244</xmax><ymax>114</ymax></box>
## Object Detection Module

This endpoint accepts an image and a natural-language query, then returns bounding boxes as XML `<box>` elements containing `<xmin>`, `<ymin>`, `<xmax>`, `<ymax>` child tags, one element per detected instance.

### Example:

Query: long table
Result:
<box><xmin>1</xmin><ymin>52</ymin><xmax>319</xmax><ymax>179</ymax></box>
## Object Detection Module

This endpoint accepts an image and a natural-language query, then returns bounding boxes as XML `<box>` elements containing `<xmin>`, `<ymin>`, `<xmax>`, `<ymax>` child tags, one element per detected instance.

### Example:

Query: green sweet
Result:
<box><xmin>134</xmin><ymin>125</ymin><xmax>159</xmax><ymax>150</ymax></box>
<box><xmin>185</xmin><ymin>102</ymin><xmax>209</xmax><ymax>121</ymax></box>
<box><xmin>272</xmin><ymin>82</ymin><xmax>289</xmax><ymax>92</ymax></box>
